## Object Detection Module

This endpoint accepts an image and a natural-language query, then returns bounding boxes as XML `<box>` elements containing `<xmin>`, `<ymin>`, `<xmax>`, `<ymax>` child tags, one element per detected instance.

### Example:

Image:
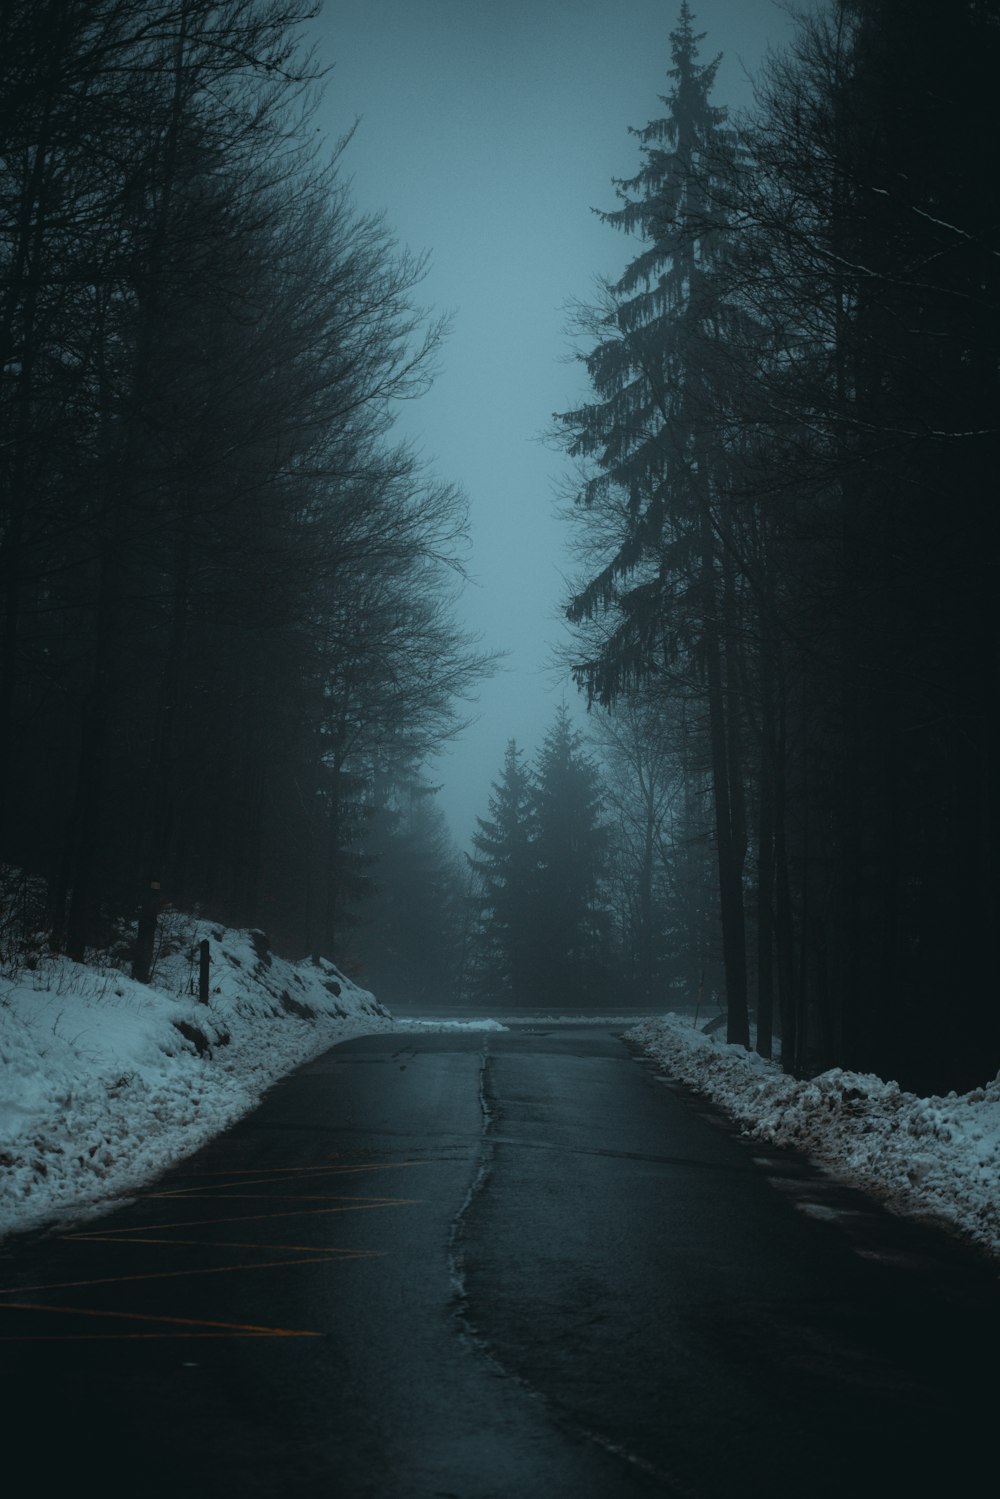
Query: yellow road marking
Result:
<box><xmin>0</xmin><ymin>1250</ymin><xmax>384</xmax><ymax>1297</ymax></box>
<box><xmin>142</xmin><ymin>1192</ymin><xmax>415</xmax><ymax>1202</ymax></box>
<box><xmin>56</xmin><ymin>1236</ymin><xmax>377</xmax><ymax>1254</ymax></box>
<box><xmin>158</xmin><ymin>1161</ymin><xmax>417</xmax><ymax>1174</ymax></box>
<box><xmin>0</xmin><ymin>1159</ymin><xmax>418</xmax><ymax>1327</ymax></box>
<box><xmin>147</xmin><ymin>1161</ymin><xmax>422</xmax><ymax>1196</ymax></box>
<box><xmin>0</xmin><ymin>1301</ymin><xmax>320</xmax><ymax>1337</ymax></box>
<box><xmin>61</xmin><ymin>1198</ymin><xmax>419</xmax><ymax>1242</ymax></box>
<box><xmin>0</xmin><ymin>1333</ymin><xmax>310</xmax><ymax>1341</ymax></box>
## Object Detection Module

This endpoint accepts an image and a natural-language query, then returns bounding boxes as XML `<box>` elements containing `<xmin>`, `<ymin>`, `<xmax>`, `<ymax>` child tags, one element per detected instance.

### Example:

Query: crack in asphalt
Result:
<box><xmin>446</xmin><ymin>1043</ymin><xmax>707</xmax><ymax>1499</ymax></box>
<box><xmin>446</xmin><ymin>1042</ymin><xmax>495</xmax><ymax>1311</ymax></box>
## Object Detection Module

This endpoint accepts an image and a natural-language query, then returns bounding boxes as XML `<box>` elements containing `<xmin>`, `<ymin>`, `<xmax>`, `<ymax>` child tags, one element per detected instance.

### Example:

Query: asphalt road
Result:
<box><xmin>1</xmin><ymin>1024</ymin><xmax>997</xmax><ymax>1498</ymax></box>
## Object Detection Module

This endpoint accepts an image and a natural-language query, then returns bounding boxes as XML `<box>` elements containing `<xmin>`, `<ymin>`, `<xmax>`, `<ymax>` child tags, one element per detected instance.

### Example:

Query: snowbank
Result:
<box><xmin>626</xmin><ymin>1013</ymin><xmax>1000</xmax><ymax>1261</ymax></box>
<box><xmin>394</xmin><ymin>1017</ymin><xmax>508</xmax><ymax>1031</ymax></box>
<box><xmin>0</xmin><ymin>917</ymin><xmax>395</xmax><ymax>1241</ymax></box>
<box><xmin>5</xmin><ymin>934</ymin><xmax>995</xmax><ymax>1267</ymax></box>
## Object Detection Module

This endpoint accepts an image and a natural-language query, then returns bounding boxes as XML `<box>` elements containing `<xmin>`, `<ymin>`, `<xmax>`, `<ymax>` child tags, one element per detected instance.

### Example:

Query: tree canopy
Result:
<box><xmin>0</xmin><ymin>0</ymin><xmax>493</xmax><ymax>972</ymax></box>
<box><xmin>557</xmin><ymin>0</ymin><xmax>1000</xmax><ymax>1091</ymax></box>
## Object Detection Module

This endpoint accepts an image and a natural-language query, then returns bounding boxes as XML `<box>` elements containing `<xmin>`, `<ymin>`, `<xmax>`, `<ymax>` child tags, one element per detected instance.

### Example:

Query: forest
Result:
<box><xmin>1</xmin><ymin>1</ymin><xmax>998</xmax><ymax>1097</ymax></box>
<box><xmin>0</xmin><ymin>0</ymin><xmax>492</xmax><ymax>978</ymax></box>
<box><xmin>550</xmin><ymin>0</ymin><xmax>1000</xmax><ymax>1095</ymax></box>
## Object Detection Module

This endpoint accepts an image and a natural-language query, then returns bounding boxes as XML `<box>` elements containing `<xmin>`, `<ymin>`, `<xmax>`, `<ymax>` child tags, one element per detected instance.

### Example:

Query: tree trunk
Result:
<box><xmin>132</xmin><ymin>514</ymin><xmax>193</xmax><ymax>983</ymax></box>
<box><xmin>755</xmin><ymin>711</ymin><xmax>776</xmax><ymax>1060</ymax></box>
<box><xmin>700</xmin><ymin>499</ymin><xmax>749</xmax><ymax>1048</ymax></box>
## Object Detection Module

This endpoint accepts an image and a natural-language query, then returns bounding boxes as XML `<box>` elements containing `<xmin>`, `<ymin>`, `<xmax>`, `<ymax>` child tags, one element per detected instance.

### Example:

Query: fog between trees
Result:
<box><xmin>1</xmin><ymin>1</ymin><xmax>997</xmax><ymax>1097</ymax></box>
<box><xmin>0</xmin><ymin>0</ymin><xmax>493</xmax><ymax>973</ymax></box>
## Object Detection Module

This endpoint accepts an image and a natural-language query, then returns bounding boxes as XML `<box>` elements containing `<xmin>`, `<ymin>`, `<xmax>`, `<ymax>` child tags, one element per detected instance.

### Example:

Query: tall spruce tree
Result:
<box><xmin>467</xmin><ymin>740</ymin><xmax>539</xmax><ymax>1004</ymax></box>
<box><xmin>533</xmin><ymin>705</ymin><xmax>611</xmax><ymax>1008</ymax></box>
<box><xmin>556</xmin><ymin>3</ymin><xmax>751</xmax><ymax>1043</ymax></box>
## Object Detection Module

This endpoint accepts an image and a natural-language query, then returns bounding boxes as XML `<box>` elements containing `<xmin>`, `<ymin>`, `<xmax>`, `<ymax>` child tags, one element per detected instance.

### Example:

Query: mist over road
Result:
<box><xmin>1</xmin><ymin>1025</ymin><xmax>995</xmax><ymax>1497</ymax></box>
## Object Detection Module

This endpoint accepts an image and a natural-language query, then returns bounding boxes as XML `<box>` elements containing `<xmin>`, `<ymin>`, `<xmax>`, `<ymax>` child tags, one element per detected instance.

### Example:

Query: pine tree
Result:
<box><xmin>467</xmin><ymin>741</ymin><xmax>539</xmax><ymax>1005</ymax></box>
<box><xmin>532</xmin><ymin>706</ymin><xmax>611</xmax><ymax>1008</ymax></box>
<box><xmin>556</xmin><ymin>3</ymin><xmax>750</xmax><ymax>1044</ymax></box>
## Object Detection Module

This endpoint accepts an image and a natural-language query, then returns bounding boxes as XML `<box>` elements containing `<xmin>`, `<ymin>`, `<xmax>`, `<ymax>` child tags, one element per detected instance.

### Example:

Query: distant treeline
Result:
<box><xmin>555</xmin><ymin>0</ymin><xmax>1000</xmax><ymax>1093</ymax></box>
<box><xmin>0</xmin><ymin>1</ymin><xmax>490</xmax><ymax>973</ymax></box>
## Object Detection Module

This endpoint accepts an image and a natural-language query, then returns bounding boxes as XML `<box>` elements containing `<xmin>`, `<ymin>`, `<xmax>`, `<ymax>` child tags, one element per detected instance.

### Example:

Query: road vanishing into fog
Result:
<box><xmin>1</xmin><ymin>1023</ymin><xmax>997</xmax><ymax>1498</ymax></box>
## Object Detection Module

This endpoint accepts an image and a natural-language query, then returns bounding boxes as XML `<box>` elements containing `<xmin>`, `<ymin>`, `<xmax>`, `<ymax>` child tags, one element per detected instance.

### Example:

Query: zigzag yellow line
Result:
<box><xmin>55</xmin><ymin>1236</ymin><xmax>377</xmax><ymax>1254</ymax></box>
<box><xmin>0</xmin><ymin>1299</ymin><xmax>321</xmax><ymax>1338</ymax></box>
<box><xmin>0</xmin><ymin>1250</ymin><xmax>379</xmax><ymax>1297</ymax></box>
<box><xmin>146</xmin><ymin>1160</ymin><xmax>423</xmax><ymax>1197</ymax></box>
<box><xmin>60</xmin><ymin>1197</ymin><xmax>420</xmax><ymax>1242</ymax></box>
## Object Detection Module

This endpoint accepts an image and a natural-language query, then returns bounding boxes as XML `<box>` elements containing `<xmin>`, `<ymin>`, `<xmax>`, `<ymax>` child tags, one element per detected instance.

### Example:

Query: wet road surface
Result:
<box><xmin>1</xmin><ymin>1024</ymin><xmax>997</xmax><ymax>1497</ymax></box>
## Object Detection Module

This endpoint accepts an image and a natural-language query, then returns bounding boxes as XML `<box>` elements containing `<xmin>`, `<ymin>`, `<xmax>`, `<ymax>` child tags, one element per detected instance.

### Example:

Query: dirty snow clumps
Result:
<box><xmin>626</xmin><ymin>1014</ymin><xmax>1000</xmax><ymax>1262</ymax></box>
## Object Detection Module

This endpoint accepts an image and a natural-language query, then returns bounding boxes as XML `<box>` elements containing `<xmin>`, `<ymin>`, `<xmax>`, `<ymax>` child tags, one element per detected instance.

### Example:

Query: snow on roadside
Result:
<box><xmin>626</xmin><ymin>1013</ymin><xmax>1000</xmax><ymax>1262</ymax></box>
<box><xmin>0</xmin><ymin>916</ymin><xmax>398</xmax><ymax>1242</ymax></box>
<box><xmin>7</xmin><ymin>930</ymin><xmax>996</xmax><ymax>1268</ymax></box>
<box><xmin>394</xmin><ymin>1017</ymin><xmax>508</xmax><ymax>1031</ymax></box>
<box><xmin>496</xmin><ymin>1012</ymin><xmax>651</xmax><ymax>1026</ymax></box>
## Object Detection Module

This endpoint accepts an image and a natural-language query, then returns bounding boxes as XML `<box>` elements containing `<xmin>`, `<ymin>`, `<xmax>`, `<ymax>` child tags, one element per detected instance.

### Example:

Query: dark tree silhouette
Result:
<box><xmin>467</xmin><ymin>740</ymin><xmax>540</xmax><ymax>1006</ymax></box>
<box><xmin>556</xmin><ymin>2</ymin><xmax>751</xmax><ymax>1044</ymax></box>
<box><xmin>0</xmin><ymin>0</ymin><xmax>493</xmax><ymax>975</ymax></box>
<box><xmin>531</xmin><ymin>706</ymin><xmax>611</xmax><ymax>1008</ymax></box>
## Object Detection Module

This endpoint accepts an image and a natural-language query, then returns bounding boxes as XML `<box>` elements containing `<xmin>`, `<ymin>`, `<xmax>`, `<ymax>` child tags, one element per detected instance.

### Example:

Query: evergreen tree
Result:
<box><xmin>532</xmin><ymin>706</ymin><xmax>611</xmax><ymax>1008</ymax></box>
<box><xmin>556</xmin><ymin>3</ymin><xmax>751</xmax><ymax>1043</ymax></box>
<box><xmin>467</xmin><ymin>741</ymin><xmax>539</xmax><ymax>1005</ymax></box>
<box><xmin>739</xmin><ymin>0</ymin><xmax>1000</xmax><ymax>1089</ymax></box>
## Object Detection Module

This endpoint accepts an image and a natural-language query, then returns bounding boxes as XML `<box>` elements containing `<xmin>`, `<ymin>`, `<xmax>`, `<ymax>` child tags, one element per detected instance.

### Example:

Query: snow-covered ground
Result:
<box><xmin>0</xmin><ymin>913</ymin><xmax>513</xmax><ymax>1243</ymax></box>
<box><xmin>0</xmin><ymin>915</ymin><xmax>407</xmax><ymax>1241</ymax></box>
<box><xmin>3</xmin><ymin>921</ymin><xmax>997</xmax><ymax>1265</ymax></box>
<box><xmin>626</xmin><ymin>1013</ymin><xmax>1000</xmax><ymax>1264</ymax></box>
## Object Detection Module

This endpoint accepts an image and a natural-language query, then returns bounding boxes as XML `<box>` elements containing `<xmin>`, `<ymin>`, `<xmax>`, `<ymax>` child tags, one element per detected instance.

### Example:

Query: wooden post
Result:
<box><xmin>198</xmin><ymin>938</ymin><xmax>210</xmax><ymax>1004</ymax></box>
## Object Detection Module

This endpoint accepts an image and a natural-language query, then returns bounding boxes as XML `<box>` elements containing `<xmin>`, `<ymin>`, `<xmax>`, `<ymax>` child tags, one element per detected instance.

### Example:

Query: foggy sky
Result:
<box><xmin>311</xmin><ymin>1</ymin><xmax>800</xmax><ymax>849</ymax></box>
